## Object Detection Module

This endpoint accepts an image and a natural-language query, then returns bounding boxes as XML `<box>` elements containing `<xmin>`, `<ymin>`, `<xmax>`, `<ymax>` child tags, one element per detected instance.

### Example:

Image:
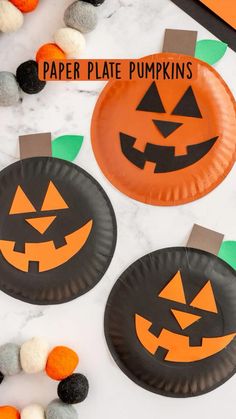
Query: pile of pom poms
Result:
<box><xmin>0</xmin><ymin>0</ymin><xmax>105</xmax><ymax>106</ymax></box>
<box><xmin>0</xmin><ymin>338</ymin><xmax>89</xmax><ymax>419</ymax></box>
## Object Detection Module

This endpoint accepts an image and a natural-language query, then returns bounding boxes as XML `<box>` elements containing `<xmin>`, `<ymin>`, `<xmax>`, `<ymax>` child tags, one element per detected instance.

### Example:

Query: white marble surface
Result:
<box><xmin>0</xmin><ymin>0</ymin><xmax>236</xmax><ymax>417</ymax></box>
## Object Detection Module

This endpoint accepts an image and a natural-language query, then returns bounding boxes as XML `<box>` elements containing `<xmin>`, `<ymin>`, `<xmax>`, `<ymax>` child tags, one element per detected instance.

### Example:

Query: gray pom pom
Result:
<box><xmin>64</xmin><ymin>1</ymin><xmax>98</xmax><ymax>33</ymax></box>
<box><xmin>46</xmin><ymin>399</ymin><xmax>78</xmax><ymax>419</ymax></box>
<box><xmin>0</xmin><ymin>343</ymin><xmax>22</xmax><ymax>375</ymax></box>
<box><xmin>0</xmin><ymin>72</ymin><xmax>21</xmax><ymax>106</ymax></box>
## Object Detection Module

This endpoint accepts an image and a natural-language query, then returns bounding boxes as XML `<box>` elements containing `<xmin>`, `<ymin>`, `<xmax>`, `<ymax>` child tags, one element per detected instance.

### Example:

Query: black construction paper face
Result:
<box><xmin>0</xmin><ymin>157</ymin><xmax>117</xmax><ymax>305</ymax></box>
<box><xmin>104</xmin><ymin>248</ymin><xmax>236</xmax><ymax>397</ymax></box>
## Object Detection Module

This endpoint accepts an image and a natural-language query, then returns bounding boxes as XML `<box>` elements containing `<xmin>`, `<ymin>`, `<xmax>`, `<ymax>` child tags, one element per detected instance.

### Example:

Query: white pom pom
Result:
<box><xmin>20</xmin><ymin>337</ymin><xmax>49</xmax><ymax>374</ymax></box>
<box><xmin>54</xmin><ymin>27</ymin><xmax>86</xmax><ymax>59</ymax></box>
<box><xmin>0</xmin><ymin>1</ymin><xmax>24</xmax><ymax>33</ymax></box>
<box><xmin>21</xmin><ymin>404</ymin><xmax>45</xmax><ymax>419</ymax></box>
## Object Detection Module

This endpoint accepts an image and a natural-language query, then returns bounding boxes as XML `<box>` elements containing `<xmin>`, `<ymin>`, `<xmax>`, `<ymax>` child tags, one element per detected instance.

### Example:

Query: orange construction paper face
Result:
<box><xmin>92</xmin><ymin>53</ymin><xmax>236</xmax><ymax>206</ymax></box>
<box><xmin>135</xmin><ymin>271</ymin><xmax>235</xmax><ymax>363</ymax></box>
<box><xmin>0</xmin><ymin>181</ymin><xmax>93</xmax><ymax>272</ymax></box>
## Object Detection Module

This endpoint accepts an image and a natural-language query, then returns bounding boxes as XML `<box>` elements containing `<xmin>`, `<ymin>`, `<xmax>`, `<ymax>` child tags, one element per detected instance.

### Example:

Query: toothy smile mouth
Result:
<box><xmin>135</xmin><ymin>314</ymin><xmax>236</xmax><ymax>362</ymax></box>
<box><xmin>0</xmin><ymin>220</ymin><xmax>93</xmax><ymax>273</ymax></box>
<box><xmin>120</xmin><ymin>132</ymin><xmax>218</xmax><ymax>173</ymax></box>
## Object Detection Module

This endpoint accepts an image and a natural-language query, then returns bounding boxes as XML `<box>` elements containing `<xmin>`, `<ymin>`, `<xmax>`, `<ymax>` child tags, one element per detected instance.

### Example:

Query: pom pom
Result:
<box><xmin>20</xmin><ymin>337</ymin><xmax>49</xmax><ymax>373</ymax></box>
<box><xmin>0</xmin><ymin>72</ymin><xmax>21</xmax><ymax>107</ymax></box>
<box><xmin>0</xmin><ymin>371</ymin><xmax>4</xmax><ymax>384</ymax></box>
<box><xmin>58</xmin><ymin>373</ymin><xmax>89</xmax><ymax>404</ymax></box>
<box><xmin>9</xmin><ymin>0</ymin><xmax>39</xmax><ymax>13</ymax></box>
<box><xmin>0</xmin><ymin>343</ymin><xmax>21</xmax><ymax>375</ymax></box>
<box><xmin>16</xmin><ymin>60</ymin><xmax>46</xmax><ymax>94</ymax></box>
<box><xmin>0</xmin><ymin>406</ymin><xmax>20</xmax><ymax>419</ymax></box>
<box><xmin>54</xmin><ymin>27</ymin><xmax>86</xmax><ymax>59</ymax></box>
<box><xmin>46</xmin><ymin>346</ymin><xmax>79</xmax><ymax>380</ymax></box>
<box><xmin>64</xmin><ymin>1</ymin><xmax>98</xmax><ymax>34</ymax></box>
<box><xmin>21</xmin><ymin>404</ymin><xmax>45</xmax><ymax>419</ymax></box>
<box><xmin>36</xmin><ymin>43</ymin><xmax>66</xmax><ymax>63</ymax></box>
<box><xmin>80</xmin><ymin>0</ymin><xmax>105</xmax><ymax>5</ymax></box>
<box><xmin>46</xmin><ymin>399</ymin><xmax>78</xmax><ymax>419</ymax></box>
<box><xmin>0</xmin><ymin>1</ymin><xmax>23</xmax><ymax>32</ymax></box>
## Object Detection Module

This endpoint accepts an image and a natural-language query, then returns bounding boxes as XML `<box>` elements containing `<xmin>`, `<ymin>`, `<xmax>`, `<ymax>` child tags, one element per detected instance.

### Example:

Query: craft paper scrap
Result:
<box><xmin>195</xmin><ymin>40</ymin><xmax>227</xmax><ymax>65</ymax></box>
<box><xmin>218</xmin><ymin>241</ymin><xmax>236</xmax><ymax>270</ymax></box>
<box><xmin>52</xmin><ymin>135</ymin><xmax>84</xmax><ymax>161</ymax></box>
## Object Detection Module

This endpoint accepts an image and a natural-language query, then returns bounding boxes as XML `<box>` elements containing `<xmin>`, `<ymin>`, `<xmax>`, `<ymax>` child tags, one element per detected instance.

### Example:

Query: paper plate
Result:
<box><xmin>104</xmin><ymin>247</ymin><xmax>236</xmax><ymax>397</ymax></box>
<box><xmin>92</xmin><ymin>53</ymin><xmax>236</xmax><ymax>206</ymax></box>
<box><xmin>0</xmin><ymin>157</ymin><xmax>117</xmax><ymax>305</ymax></box>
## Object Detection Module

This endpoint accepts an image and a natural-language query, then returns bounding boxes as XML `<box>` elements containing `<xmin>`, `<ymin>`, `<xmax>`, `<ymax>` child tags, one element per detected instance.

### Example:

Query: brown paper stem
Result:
<box><xmin>162</xmin><ymin>28</ymin><xmax>198</xmax><ymax>56</ymax></box>
<box><xmin>19</xmin><ymin>133</ymin><xmax>52</xmax><ymax>160</ymax></box>
<box><xmin>187</xmin><ymin>224</ymin><xmax>224</xmax><ymax>255</ymax></box>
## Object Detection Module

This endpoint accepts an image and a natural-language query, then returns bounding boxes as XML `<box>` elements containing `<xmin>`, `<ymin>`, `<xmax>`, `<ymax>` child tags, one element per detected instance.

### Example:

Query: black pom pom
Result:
<box><xmin>58</xmin><ymin>373</ymin><xmax>89</xmax><ymax>404</ymax></box>
<box><xmin>16</xmin><ymin>60</ymin><xmax>46</xmax><ymax>94</ymax></box>
<box><xmin>0</xmin><ymin>372</ymin><xmax>4</xmax><ymax>384</ymax></box>
<box><xmin>81</xmin><ymin>0</ymin><xmax>105</xmax><ymax>6</ymax></box>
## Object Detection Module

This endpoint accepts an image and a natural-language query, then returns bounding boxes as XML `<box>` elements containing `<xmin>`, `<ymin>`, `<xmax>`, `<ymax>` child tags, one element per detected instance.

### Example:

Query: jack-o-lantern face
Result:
<box><xmin>135</xmin><ymin>271</ymin><xmax>235</xmax><ymax>363</ymax></box>
<box><xmin>92</xmin><ymin>54</ymin><xmax>236</xmax><ymax>205</ymax></box>
<box><xmin>0</xmin><ymin>157</ymin><xmax>117</xmax><ymax>304</ymax></box>
<box><xmin>120</xmin><ymin>83</ymin><xmax>218</xmax><ymax>173</ymax></box>
<box><xmin>105</xmin><ymin>248</ymin><xmax>236</xmax><ymax>397</ymax></box>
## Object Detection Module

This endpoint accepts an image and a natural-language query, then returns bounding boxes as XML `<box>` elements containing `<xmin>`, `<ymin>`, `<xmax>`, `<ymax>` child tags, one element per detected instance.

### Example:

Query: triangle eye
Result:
<box><xmin>172</xmin><ymin>86</ymin><xmax>202</xmax><ymax>118</ymax></box>
<box><xmin>136</xmin><ymin>82</ymin><xmax>166</xmax><ymax>113</ymax></box>
<box><xmin>190</xmin><ymin>281</ymin><xmax>218</xmax><ymax>313</ymax></box>
<box><xmin>9</xmin><ymin>186</ymin><xmax>36</xmax><ymax>215</ymax></box>
<box><xmin>41</xmin><ymin>181</ymin><xmax>69</xmax><ymax>211</ymax></box>
<box><xmin>158</xmin><ymin>271</ymin><xmax>186</xmax><ymax>304</ymax></box>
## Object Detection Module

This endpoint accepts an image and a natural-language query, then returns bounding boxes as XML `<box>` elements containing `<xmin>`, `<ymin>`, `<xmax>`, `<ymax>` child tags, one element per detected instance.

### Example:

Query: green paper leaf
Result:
<box><xmin>52</xmin><ymin>135</ymin><xmax>84</xmax><ymax>161</ymax></box>
<box><xmin>195</xmin><ymin>39</ymin><xmax>228</xmax><ymax>65</ymax></box>
<box><xmin>218</xmin><ymin>241</ymin><xmax>236</xmax><ymax>270</ymax></box>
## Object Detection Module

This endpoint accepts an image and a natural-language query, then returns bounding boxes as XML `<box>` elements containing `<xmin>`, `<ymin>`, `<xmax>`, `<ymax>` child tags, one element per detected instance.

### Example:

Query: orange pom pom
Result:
<box><xmin>36</xmin><ymin>43</ymin><xmax>66</xmax><ymax>63</ymax></box>
<box><xmin>46</xmin><ymin>346</ymin><xmax>79</xmax><ymax>380</ymax></box>
<box><xmin>9</xmin><ymin>0</ymin><xmax>39</xmax><ymax>13</ymax></box>
<box><xmin>0</xmin><ymin>406</ymin><xmax>20</xmax><ymax>419</ymax></box>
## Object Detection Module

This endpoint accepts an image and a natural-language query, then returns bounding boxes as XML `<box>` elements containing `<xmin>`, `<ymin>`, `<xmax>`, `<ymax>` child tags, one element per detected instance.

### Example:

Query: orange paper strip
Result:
<box><xmin>199</xmin><ymin>0</ymin><xmax>236</xmax><ymax>29</ymax></box>
<box><xmin>38</xmin><ymin>58</ymin><xmax>198</xmax><ymax>82</ymax></box>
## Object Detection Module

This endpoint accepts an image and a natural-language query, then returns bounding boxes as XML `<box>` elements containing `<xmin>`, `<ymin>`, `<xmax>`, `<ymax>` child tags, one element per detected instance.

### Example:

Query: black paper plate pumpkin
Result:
<box><xmin>104</xmin><ymin>247</ymin><xmax>236</xmax><ymax>397</ymax></box>
<box><xmin>0</xmin><ymin>157</ymin><xmax>117</xmax><ymax>305</ymax></box>
<box><xmin>92</xmin><ymin>53</ymin><xmax>236</xmax><ymax>206</ymax></box>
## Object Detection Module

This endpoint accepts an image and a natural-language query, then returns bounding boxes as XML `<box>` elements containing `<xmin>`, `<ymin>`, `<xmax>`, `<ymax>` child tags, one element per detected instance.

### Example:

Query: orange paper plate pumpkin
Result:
<box><xmin>92</xmin><ymin>53</ymin><xmax>236</xmax><ymax>205</ymax></box>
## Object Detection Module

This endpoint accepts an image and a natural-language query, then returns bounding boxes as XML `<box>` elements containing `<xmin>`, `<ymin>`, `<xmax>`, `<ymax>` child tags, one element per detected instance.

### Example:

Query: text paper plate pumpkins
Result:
<box><xmin>104</xmin><ymin>247</ymin><xmax>236</xmax><ymax>397</ymax></box>
<box><xmin>92</xmin><ymin>53</ymin><xmax>236</xmax><ymax>205</ymax></box>
<box><xmin>0</xmin><ymin>157</ymin><xmax>117</xmax><ymax>304</ymax></box>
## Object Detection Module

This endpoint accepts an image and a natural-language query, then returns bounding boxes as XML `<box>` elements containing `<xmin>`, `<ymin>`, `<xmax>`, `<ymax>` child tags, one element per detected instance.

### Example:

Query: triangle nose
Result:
<box><xmin>153</xmin><ymin>120</ymin><xmax>183</xmax><ymax>138</ymax></box>
<box><xmin>171</xmin><ymin>309</ymin><xmax>201</xmax><ymax>330</ymax></box>
<box><xmin>25</xmin><ymin>215</ymin><xmax>56</xmax><ymax>234</ymax></box>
